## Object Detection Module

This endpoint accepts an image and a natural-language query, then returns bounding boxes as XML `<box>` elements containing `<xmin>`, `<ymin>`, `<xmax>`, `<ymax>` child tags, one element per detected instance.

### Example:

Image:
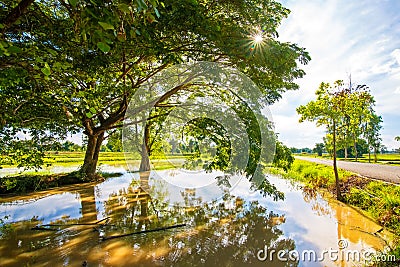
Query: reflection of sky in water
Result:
<box><xmin>158</xmin><ymin>169</ymin><xmax>225</xmax><ymax>188</ymax></box>
<box><xmin>95</xmin><ymin>173</ymin><xmax>135</xmax><ymax>219</ymax></box>
<box><xmin>0</xmin><ymin>192</ymin><xmax>81</xmax><ymax>224</ymax></box>
<box><xmin>230</xmin><ymin>176</ymin><xmax>376</xmax><ymax>267</ymax></box>
<box><xmin>148</xmin><ymin>170</ymin><xmax>243</xmax><ymax>204</ymax></box>
<box><xmin>0</xmin><ymin>168</ymin><xmax>383</xmax><ymax>267</ymax></box>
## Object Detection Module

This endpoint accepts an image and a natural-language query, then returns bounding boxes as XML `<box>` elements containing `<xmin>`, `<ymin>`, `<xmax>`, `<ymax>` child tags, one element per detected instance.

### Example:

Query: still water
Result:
<box><xmin>0</xmin><ymin>167</ymin><xmax>392</xmax><ymax>266</ymax></box>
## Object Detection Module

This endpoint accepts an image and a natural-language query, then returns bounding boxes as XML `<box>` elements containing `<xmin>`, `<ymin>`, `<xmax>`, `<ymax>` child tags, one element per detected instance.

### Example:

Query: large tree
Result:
<box><xmin>1</xmin><ymin>0</ymin><xmax>310</xmax><ymax>179</ymax></box>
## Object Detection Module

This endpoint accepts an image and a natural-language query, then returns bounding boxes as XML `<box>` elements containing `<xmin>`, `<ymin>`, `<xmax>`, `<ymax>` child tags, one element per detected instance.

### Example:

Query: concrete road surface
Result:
<box><xmin>296</xmin><ymin>156</ymin><xmax>400</xmax><ymax>184</ymax></box>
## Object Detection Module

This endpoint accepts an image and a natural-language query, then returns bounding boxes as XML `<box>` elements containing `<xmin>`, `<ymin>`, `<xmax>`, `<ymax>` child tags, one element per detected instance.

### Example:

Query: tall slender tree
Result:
<box><xmin>297</xmin><ymin>81</ymin><xmax>343</xmax><ymax>200</ymax></box>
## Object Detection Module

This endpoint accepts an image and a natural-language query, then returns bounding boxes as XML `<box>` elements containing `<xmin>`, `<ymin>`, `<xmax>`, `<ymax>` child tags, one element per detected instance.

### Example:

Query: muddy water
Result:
<box><xmin>0</xmin><ymin>169</ymin><xmax>393</xmax><ymax>267</ymax></box>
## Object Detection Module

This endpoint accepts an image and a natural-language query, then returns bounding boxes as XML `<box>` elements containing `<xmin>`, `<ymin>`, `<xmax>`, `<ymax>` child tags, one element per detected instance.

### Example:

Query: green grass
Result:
<box><xmin>267</xmin><ymin>159</ymin><xmax>354</xmax><ymax>188</ymax></box>
<box><xmin>0</xmin><ymin>172</ymin><xmax>87</xmax><ymax>194</ymax></box>
<box><xmin>268</xmin><ymin>159</ymin><xmax>400</xmax><ymax>233</ymax></box>
<box><xmin>1</xmin><ymin>151</ymin><xmax>191</xmax><ymax>169</ymax></box>
<box><xmin>42</xmin><ymin>151</ymin><xmax>137</xmax><ymax>166</ymax></box>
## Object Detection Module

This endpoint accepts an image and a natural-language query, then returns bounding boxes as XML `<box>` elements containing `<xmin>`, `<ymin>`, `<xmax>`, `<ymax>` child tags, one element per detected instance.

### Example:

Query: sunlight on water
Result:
<box><xmin>0</xmin><ymin>167</ymin><xmax>393</xmax><ymax>266</ymax></box>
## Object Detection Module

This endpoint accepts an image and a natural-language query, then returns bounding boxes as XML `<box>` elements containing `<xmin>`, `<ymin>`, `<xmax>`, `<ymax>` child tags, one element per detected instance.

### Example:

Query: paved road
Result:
<box><xmin>296</xmin><ymin>156</ymin><xmax>400</xmax><ymax>184</ymax></box>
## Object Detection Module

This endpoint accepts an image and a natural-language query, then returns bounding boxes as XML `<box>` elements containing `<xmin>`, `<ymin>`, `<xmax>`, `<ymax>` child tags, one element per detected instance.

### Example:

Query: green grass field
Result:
<box><xmin>43</xmin><ymin>151</ymin><xmax>136</xmax><ymax>166</ymax></box>
<box><xmin>1</xmin><ymin>151</ymin><xmax>190</xmax><ymax>174</ymax></box>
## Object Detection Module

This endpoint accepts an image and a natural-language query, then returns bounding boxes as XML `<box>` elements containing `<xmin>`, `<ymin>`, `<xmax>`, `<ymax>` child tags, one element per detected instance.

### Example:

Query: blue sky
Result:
<box><xmin>67</xmin><ymin>0</ymin><xmax>400</xmax><ymax>150</ymax></box>
<box><xmin>271</xmin><ymin>0</ymin><xmax>400</xmax><ymax>149</ymax></box>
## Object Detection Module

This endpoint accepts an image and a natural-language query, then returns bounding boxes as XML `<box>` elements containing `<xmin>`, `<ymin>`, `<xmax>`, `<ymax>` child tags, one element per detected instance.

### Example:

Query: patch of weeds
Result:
<box><xmin>0</xmin><ymin>215</ymin><xmax>14</xmax><ymax>237</ymax></box>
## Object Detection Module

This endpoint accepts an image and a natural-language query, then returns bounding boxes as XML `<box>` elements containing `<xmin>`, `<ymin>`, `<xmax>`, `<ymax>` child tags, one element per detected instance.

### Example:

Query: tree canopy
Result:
<box><xmin>1</xmin><ymin>0</ymin><xmax>310</xmax><ymax>179</ymax></box>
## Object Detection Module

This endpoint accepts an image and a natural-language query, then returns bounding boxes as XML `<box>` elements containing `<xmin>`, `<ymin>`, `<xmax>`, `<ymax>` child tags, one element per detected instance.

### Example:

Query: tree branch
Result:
<box><xmin>1</xmin><ymin>0</ymin><xmax>35</xmax><ymax>31</ymax></box>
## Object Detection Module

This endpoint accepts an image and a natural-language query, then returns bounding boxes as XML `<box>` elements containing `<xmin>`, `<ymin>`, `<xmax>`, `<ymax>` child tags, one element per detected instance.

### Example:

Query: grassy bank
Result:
<box><xmin>267</xmin><ymin>159</ymin><xmax>400</xmax><ymax>264</ymax></box>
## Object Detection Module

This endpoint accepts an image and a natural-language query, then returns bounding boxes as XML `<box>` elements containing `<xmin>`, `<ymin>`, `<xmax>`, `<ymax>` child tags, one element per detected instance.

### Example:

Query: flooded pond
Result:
<box><xmin>0</xmin><ymin>167</ymin><xmax>392</xmax><ymax>266</ymax></box>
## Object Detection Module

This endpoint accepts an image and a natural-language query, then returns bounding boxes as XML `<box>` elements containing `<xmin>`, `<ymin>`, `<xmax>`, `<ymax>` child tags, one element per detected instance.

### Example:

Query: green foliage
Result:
<box><xmin>0</xmin><ymin>215</ymin><xmax>13</xmax><ymax>237</ymax></box>
<box><xmin>346</xmin><ymin>181</ymin><xmax>400</xmax><ymax>233</ymax></box>
<box><xmin>103</xmin><ymin>130</ymin><xmax>123</xmax><ymax>152</ymax></box>
<box><xmin>1</xmin><ymin>0</ymin><xmax>310</xmax><ymax>177</ymax></box>
<box><xmin>267</xmin><ymin>159</ymin><xmax>353</xmax><ymax>188</ymax></box>
<box><xmin>0</xmin><ymin>172</ymin><xmax>84</xmax><ymax>194</ymax></box>
<box><xmin>0</xmin><ymin>129</ymin><xmax>63</xmax><ymax>170</ymax></box>
<box><xmin>313</xmin><ymin>143</ymin><xmax>325</xmax><ymax>156</ymax></box>
<box><xmin>273</xmin><ymin>140</ymin><xmax>294</xmax><ymax>171</ymax></box>
<box><xmin>336</xmin><ymin>138</ymin><xmax>368</xmax><ymax>158</ymax></box>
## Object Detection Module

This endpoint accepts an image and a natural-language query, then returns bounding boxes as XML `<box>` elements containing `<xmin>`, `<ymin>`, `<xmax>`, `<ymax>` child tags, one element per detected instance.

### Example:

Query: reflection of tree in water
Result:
<box><xmin>103</xmin><ymin>171</ymin><xmax>170</xmax><ymax>232</ymax></box>
<box><xmin>102</xmin><ymin>172</ymin><xmax>298</xmax><ymax>266</ymax></box>
<box><xmin>302</xmin><ymin>186</ymin><xmax>331</xmax><ymax>216</ymax></box>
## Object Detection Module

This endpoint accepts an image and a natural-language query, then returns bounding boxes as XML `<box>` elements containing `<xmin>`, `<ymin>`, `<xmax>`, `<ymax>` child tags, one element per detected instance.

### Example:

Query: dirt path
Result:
<box><xmin>296</xmin><ymin>156</ymin><xmax>400</xmax><ymax>184</ymax></box>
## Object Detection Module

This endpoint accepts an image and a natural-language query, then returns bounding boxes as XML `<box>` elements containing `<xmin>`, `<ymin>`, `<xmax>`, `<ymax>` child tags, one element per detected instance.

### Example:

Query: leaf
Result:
<box><xmin>98</xmin><ymin>22</ymin><xmax>114</xmax><ymax>30</ymax></box>
<box><xmin>137</xmin><ymin>0</ymin><xmax>148</xmax><ymax>10</ymax></box>
<box><xmin>86</xmin><ymin>112</ymin><xmax>93</xmax><ymax>118</ymax></box>
<box><xmin>89</xmin><ymin>107</ymin><xmax>96</xmax><ymax>114</ymax></box>
<box><xmin>97</xmin><ymin>42</ymin><xmax>110</xmax><ymax>53</ymax></box>
<box><xmin>154</xmin><ymin>7</ymin><xmax>160</xmax><ymax>18</ymax></box>
<box><xmin>69</xmin><ymin>0</ymin><xmax>78</xmax><ymax>7</ymax></box>
<box><xmin>7</xmin><ymin>46</ymin><xmax>22</xmax><ymax>53</ymax></box>
<box><xmin>135</xmin><ymin>29</ymin><xmax>141</xmax><ymax>35</ymax></box>
<box><xmin>118</xmin><ymin>3</ymin><xmax>131</xmax><ymax>13</ymax></box>
<box><xmin>41</xmin><ymin>66</ymin><xmax>51</xmax><ymax>76</ymax></box>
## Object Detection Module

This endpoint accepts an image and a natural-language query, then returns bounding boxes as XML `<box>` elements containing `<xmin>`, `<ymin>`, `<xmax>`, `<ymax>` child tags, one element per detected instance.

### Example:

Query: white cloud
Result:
<box><xmin>271</xmin><ymin>114</ymin><xmax>326</xmax><ymax>148</ymax></box>
<box><xmin>391</xmin><ymin>49</ymin><xmax>400</xmax><ymax>65</ymax></box>
<box><xmin>272</xmin><ymin>0</ymin><xmax>400</xmax><ymax>149</ymax></box>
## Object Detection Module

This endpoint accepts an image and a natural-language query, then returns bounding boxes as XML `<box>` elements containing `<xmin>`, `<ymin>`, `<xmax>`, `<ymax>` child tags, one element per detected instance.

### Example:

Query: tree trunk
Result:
<box><xmin>353</xmin><ymin>138</ymin><xmax>358</xmax><ymax>162</ymax></box>
<box><xmin>344</xmin><ymin>147</ymin><xmax>348</xmax><ymax>160</ymax></box>
<box><xmin>81</xmin><ymin>132</ymin><xmax>104</xmax><ymax>180</ymax></box>
<box><xmin>80</xmin><ymin>186</ymin><xmax>98</xmax><ymax>223</ymax></box>
<box><xmin>139</xmin><ymin>124</ymin><xmax>151</xmax><ymax>172</ymax></box>
<box><xmin>139</xmin><ymin>144</ymin><xmax>151</xmax><ymax>172</ymax></box>
<box><xmin>368</xmin><ymin>149</ymin><xmax>371</xmax><ymax>163</ymax></box>
<box><xmin>374</xmin><ymin>147</ymin><xmax>378</xmax><ymax>163</ymax></box>
<box><xmin>333</xmin><ymin>121</ymin><xmax>342</xmax><ymax>201</ymax></box>
<box><xmin>1</xmin><ymin>0</ymin><xmax>35</xmax><ymax>30</ymax></box>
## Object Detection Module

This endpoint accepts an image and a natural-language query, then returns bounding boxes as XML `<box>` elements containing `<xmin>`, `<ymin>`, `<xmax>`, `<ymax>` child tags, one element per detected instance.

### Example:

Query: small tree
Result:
<box><xmin>313</xmin><ymin>143</ymin><xmax>325</xmax><ymax>156</ymax></box>
<box><xmin>297</xmin><ymin>80</ymin><xmax>381</xmax><ymax>200</ymax></box>
<box><xmin>364</xmin><ymin>113</ymin><xmax>382</xmax><ymax>162</ymax></box>
<box><xmin>297</xmin><ymin>81</ymin><xmax>344</xmax><ymax>200</ymax></box>
<box><xmin>273</xmin><ymin>141</ymin><xmax>295</xmax><ymax>171</ymax></box>
<box><xmin>395</xmin><ymin>136</ymin><xmax>400</xmax><ymax>153</ymax></box>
